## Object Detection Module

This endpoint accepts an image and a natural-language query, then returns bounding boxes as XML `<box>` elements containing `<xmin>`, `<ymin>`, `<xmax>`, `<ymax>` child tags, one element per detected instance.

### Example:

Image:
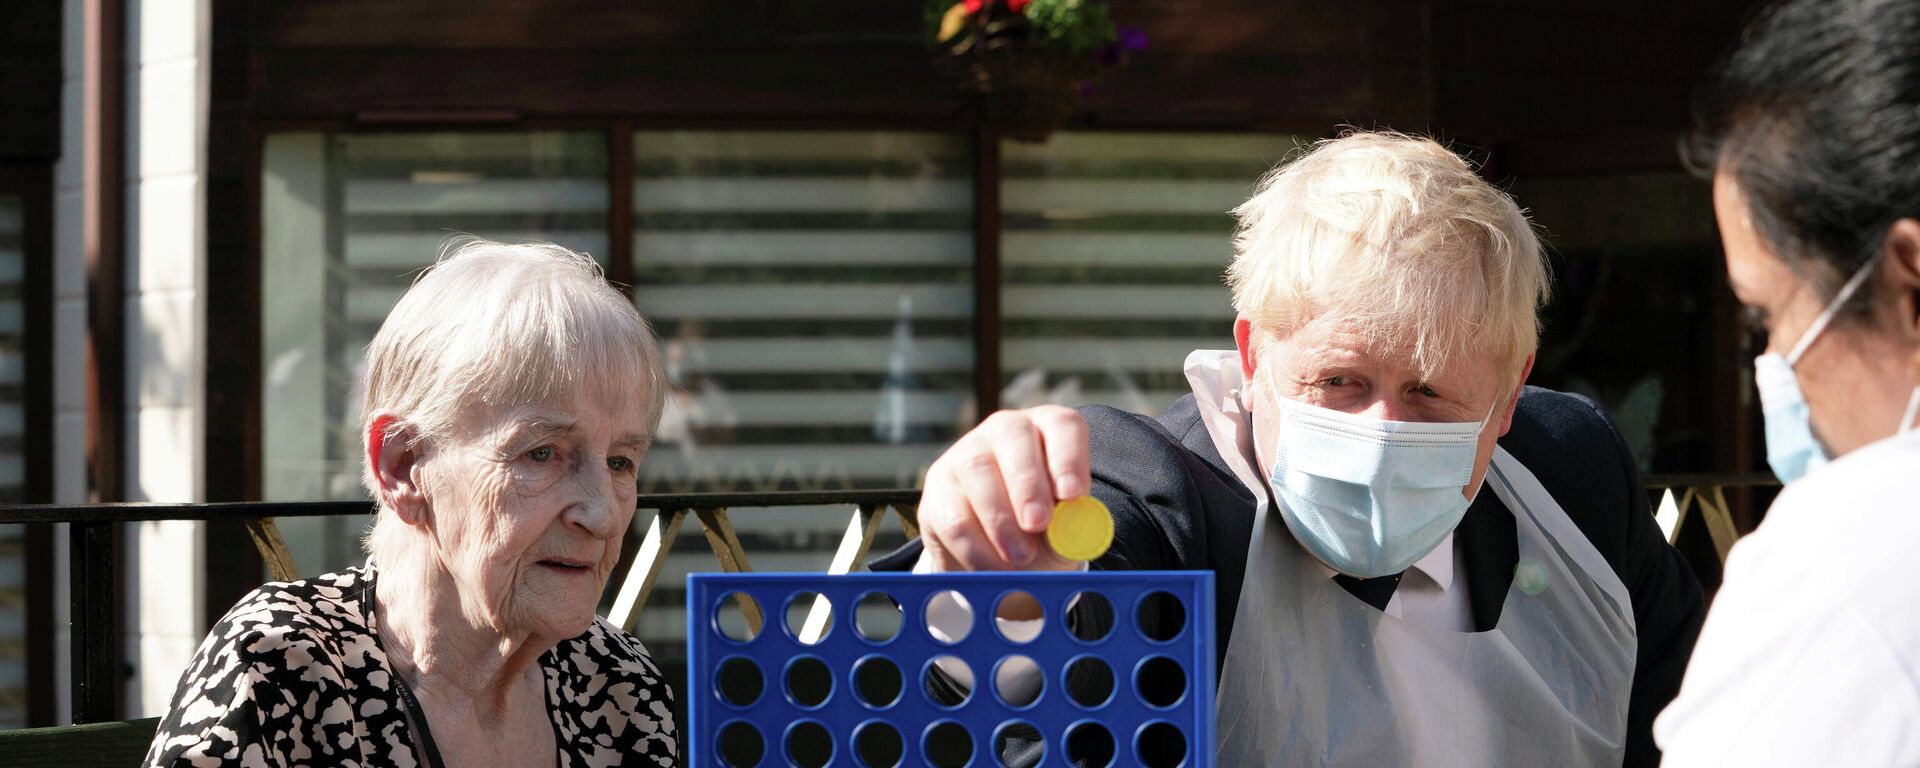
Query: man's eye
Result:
<box><xmin>608</xmin><ymin>456</ymin><xmax>632</xmax><ymax>472</ymax></box>
<box><xmin>1416</xmin><ymin>384</ymin><xmax>1441</xmax><ymax>398</ymax></box>
<box><xmin>528</xmin><ymin>446</ymin><xmax>555</xmax><ymax>463</ymax></box>
<box><xmin>1322</xmin><ymin>376</ymin><xmax>1348</xmax><ymax>387</ymax></box>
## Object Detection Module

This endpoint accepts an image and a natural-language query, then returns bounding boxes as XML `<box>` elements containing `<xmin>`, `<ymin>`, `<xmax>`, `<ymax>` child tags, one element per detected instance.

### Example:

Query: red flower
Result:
<box><xmin>1007</xmin><ymin>0</ymin><xmax>1032</xmax><ymax>10</ymax></box>
<box><xmin>962</xmin><ymin>0</ymin><xmax>985</xmax><ymax>12</ymax></box>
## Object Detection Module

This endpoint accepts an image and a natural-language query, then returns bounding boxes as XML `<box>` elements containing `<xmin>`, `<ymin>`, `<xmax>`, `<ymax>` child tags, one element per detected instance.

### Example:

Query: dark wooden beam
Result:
<box><xmin>79</xmin><ymin>0</ymin><xmax>126</xmax><ymax>723</ymax></box>
<box><xmin>83</xmin><ymin>0</ymin><xmax>124</xmax><ymax>506</ymax></box>
<box><xmin>607</xmin><ymin>122</ymin><xmax>635</xmax><ymax>293</ymax></box>
<box><xmin>971</xmin><ymin>130</ymin><xmax>1001</xmax><ymax>419</ymax></box>
<box><xmin>202</xmin><ymin>0</ymin><xmax>267</xmax><ymax>632</ymax></box>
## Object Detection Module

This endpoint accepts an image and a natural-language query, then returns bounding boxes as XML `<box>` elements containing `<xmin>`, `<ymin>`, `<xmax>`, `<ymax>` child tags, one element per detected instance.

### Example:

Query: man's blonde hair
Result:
<box><xmin>1226</xmin><ymin>131</ymin><xmax>1549</xmax><ymax>379</ymax></box>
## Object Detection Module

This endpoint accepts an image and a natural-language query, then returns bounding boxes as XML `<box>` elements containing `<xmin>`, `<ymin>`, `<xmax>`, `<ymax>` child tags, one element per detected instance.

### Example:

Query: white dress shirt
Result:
<box><xmin>1373</xmin><ymin>530</ymin><xmax>1475</xmax><ymax>632</ymax></box>
<box><xmin>1654</xmin><ymin>430</ymin><xmax>1920</xmax><ymax>767</ymax></box>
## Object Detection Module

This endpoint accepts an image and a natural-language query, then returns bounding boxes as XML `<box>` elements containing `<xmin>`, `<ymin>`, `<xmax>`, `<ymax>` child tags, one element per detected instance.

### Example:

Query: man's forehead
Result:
<box><xmin>1276</xmin><ymin>323</ymin><xmax>1503</xmax><ymax>386</ymax></box>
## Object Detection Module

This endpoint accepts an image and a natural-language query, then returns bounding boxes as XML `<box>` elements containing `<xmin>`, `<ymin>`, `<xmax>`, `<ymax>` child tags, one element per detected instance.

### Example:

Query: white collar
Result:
<box><xmin>1302</xmin><ymin>530</ymin><xmax>1455</xmax><ymax>590</ymax></box>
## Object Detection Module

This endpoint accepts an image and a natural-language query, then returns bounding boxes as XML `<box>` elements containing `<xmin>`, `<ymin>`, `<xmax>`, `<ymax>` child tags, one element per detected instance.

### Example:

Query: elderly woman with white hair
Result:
<box><xmin>145</xmin><ymin>241</ymin><xmax>677</xmax><ymax>767</ymax></box>
<box><xmin>882</xmin><ymin>131</ymin><xmax>1705</xmax><ymax>767</ymax></box>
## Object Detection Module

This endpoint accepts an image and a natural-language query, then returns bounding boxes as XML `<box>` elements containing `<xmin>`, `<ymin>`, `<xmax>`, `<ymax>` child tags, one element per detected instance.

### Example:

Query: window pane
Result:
<box><xmin>260</xmin><ymin>132</ymin><xmax>609</xmax><ymax>575</ymax></box>
<box><xmin>631</xmin><ymin>131</ymin><xmax>974</xmax><ymax>493</ymax></box>
<box><xmin>0</xmin><ymin>195</ymin><xmax>24</xmax><ymax>728</ymax></box>
<box><xmin>1000</xmin><ymin>133</ymin><xmax>1305</xmax><ymax>414</ymax></box>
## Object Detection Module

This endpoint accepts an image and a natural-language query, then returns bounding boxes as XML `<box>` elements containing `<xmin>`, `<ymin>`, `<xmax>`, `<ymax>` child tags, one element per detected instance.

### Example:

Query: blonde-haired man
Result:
<box><xmin>880</xmin><ymin>132</ymin><xmax>1703</xmax><ymax>766</ymax></box>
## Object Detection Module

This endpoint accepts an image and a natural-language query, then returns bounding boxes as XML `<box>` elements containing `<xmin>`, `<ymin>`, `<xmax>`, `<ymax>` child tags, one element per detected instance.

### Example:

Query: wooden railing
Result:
<box><xmin>1643</xmin><ymin>472</ymin><xmax>1780</xmax><ymax>563</ymax></box>
<box><xmin>0</xmin><ymin>474</ymin><xmax>1773</xmax><ymax>726</ymax></box>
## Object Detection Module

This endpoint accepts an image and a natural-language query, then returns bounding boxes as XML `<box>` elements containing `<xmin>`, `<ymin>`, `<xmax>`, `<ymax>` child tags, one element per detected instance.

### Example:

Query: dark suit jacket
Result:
<box><xmin>877</xmin><ymin>386</ymin><xmax>1704</xmax><ymax>767</ymax></box>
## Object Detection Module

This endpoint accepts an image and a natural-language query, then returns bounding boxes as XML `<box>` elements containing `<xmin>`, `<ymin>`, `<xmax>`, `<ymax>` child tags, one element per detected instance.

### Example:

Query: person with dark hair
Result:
<box><xmin>1654</xmin><ymin>0</ymin><xmax>1920</xmax><ymax>763</ymax></box>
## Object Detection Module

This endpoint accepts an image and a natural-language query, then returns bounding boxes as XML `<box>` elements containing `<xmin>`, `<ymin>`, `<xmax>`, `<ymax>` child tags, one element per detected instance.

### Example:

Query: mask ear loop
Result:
<box><xmin>1786</xmin><ymin>254</ymin><xmax>1884</xmax><ymax>365</ymax></box>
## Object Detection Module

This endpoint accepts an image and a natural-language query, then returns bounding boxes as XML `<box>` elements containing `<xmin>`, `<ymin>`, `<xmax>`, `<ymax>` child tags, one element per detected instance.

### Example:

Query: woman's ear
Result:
<box><xmin>366</xmin><ymin>413</ymin><xmax>429</xmax><ymax>527</ymax></box>
<box><xmin>1885</xmin><ymin>218</ymin><xmax>1920</xmax><ymax>342</ymax></box>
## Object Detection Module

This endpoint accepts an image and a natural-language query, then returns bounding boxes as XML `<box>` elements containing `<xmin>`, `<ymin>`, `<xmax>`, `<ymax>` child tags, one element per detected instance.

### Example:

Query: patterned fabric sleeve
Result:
<box><xmin>555</xmin><ymin>619</ymin><xmax>678</xmax><ymax>767</ymax></box>
<box><xmin>143</xmin><ymin>580</ymin><xmax>396</xmax><ymax>768</ymax></box>
<box><xmin>145</xmin><ymin>625</ymin><xmax>316</xmax><ymax>766</ymax></box>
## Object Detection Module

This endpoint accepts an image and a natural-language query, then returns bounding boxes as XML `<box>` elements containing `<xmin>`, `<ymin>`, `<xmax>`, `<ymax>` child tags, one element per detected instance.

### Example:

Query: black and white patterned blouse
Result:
<box><xmin>143</xmin><ymin>567</ymin><xmax>678</xmax><ymax>767</ymax></box>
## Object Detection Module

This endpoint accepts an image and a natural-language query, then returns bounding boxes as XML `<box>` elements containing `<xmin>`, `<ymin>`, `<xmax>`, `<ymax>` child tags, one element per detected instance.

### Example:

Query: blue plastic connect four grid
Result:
<box><xmin>686</xmin><ymin>570</ymin><xmax>1215</xmax><ymax>768</ymax></box>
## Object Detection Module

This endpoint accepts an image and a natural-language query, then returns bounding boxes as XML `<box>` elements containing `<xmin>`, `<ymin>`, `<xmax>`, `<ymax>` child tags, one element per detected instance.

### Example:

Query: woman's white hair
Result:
<box><xmin>1227</xmin><ymin>131</ymin><xmax>1550</xmax><ymax>380</ymax></box>
<box><xmin>359</xmin><ymin>238</ymin><xmax>666</xmax><ymax>542</ymax></box>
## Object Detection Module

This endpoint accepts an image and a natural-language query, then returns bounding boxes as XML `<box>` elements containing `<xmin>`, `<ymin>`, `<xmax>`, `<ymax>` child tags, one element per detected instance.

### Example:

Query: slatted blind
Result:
<box><xmin>0</xmin><ymin>196</ymin><xmax>25</xmax><ymax>727</ymax></box>
<box><xmin>630</xmin><ymin>131</ymin><xmax>975</xmax><ymax>493</ymax></box>
<box><xmin>1000</xmin><ymin>132</ymin><xmax>1306</xmax><ymax>414</ymax></box>
<box><xmin>261</xmin><ymin>132</ymin><xmax>610</xmax><ymax>575</ymax></box>
<box><xmin>257</xmin><ymin>129</ymin><xmax>1301</xmax><ymax>679</ymax></box>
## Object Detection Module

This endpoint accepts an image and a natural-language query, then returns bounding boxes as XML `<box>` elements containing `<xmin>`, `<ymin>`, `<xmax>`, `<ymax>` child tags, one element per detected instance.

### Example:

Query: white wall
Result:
<box><xmin>51</xmin><ymin>0</ymin><xmax>213</xmax><ymax>721</ymax></box>
<box><xmin>120</xmin><ymin>0</ymin><xmax>209</xmax><ymax>718</ymax></box>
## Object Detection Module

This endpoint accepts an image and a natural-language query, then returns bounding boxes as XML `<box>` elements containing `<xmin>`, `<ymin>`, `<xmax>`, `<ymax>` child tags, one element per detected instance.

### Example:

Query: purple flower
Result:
<box><xmin>1118</xmin><ymin>26</ymin><xmax>1149</xmax><ymax>51</ymax></box>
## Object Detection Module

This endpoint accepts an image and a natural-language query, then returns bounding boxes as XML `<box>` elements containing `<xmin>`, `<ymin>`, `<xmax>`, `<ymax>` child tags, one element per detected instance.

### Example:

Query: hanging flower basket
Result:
<box><xmin>926</xmin><ymin>0</ymin><xmax>1146</xmax><ymax>142</ymax></box>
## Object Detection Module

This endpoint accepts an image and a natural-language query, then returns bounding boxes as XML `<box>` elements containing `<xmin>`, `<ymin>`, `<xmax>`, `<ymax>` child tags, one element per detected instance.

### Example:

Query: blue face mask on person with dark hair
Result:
<box><xmin>1753</xmin><ymin>254</ymin><xmax>1883</xmax><ymax>484</ymax></box>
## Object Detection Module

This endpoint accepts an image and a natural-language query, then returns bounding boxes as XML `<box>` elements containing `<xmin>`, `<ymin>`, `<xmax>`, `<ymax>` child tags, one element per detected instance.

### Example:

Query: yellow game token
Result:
<box><xmin>1047</xmin><ymin>496</ymin><xmax>1114</xmax><ymax>562</ymax></box>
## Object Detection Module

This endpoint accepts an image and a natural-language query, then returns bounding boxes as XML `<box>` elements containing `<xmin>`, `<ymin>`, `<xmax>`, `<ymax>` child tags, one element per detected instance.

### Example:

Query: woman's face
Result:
<box><xmin>1714</xmin><ymin>171</ymin><xmax>1917</xmax><ymax>457</ymax></box>
<box><xmin>419</xmin><ymin>387</ymin><xmax>648</xmax><ymax>641</ymax></box>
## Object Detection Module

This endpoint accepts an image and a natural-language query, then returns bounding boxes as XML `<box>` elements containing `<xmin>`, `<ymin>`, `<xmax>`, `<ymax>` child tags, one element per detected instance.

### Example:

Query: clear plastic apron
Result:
<box><xmin>1182</xmin><ymin>350</ymin><xmax>1637</xmax><ymax>767</ymax></box>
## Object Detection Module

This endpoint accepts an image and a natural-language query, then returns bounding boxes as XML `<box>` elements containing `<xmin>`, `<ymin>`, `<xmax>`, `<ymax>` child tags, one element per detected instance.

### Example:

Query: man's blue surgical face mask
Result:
<box><xmin>1754</xmin><ymin>254</ymin><xmax>1882</xmax><ymax>484</ymax></box>
<box><xmin>1259</xmin><ymin>368</ymin><xmax>1495</xmax><ymax>578</ymax></box>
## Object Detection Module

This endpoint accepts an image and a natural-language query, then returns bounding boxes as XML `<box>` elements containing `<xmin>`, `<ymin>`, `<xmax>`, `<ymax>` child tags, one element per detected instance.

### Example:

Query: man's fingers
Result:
<box><xmin>982</xmin><ymin>412</ymin><xmax>1059</xmax><ymax>534</ymax></box>
<box><xmin>1032</xmin><ymin>405</ymin><xmax>1092</xmax><ymax>502</ymax></box>
<box><xmin>950</xmin><ymin>449</ymin><xmax>1043</xmax><ymax>567</ymax></box>
<box><xmin>922</xmin><ymin>485</ymin><xmax>1009</xmax><ymax>572</ymax></box>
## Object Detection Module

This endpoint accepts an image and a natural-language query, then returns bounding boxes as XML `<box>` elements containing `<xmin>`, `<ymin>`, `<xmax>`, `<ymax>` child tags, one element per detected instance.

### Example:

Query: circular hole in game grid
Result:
<box><xmin>717</xmin><ymin>720</ymin><xmax>766</xmax><ymax>768</ymax></box>
<box><xmin>714</xmin><ymin>656</ymin><xmax>764</xmax><ymax>708</ymax></box>
<box><xmin>1064</xmin><ymin>720</ymin><xmax>1117</xmax><ymax>768</ymax></box>
<box><xmin>715</xmin><ymin>591</ymin><xmax>763</xmax><ymax>644</ymax></box>
<box><xmin>853</xmin><ymin>720</ymin><xmax>905</xmax><ymax>768</ymax></box>
<box><xmin>784</xmin><ymin>655</ymin><xmax>834</xmax><ymax>710</ymax></box>
<box><xmin>785</xmin><ymin>591</ymin><xmax>834</xmax><ymax>645</ymax></box>
<box><xmin>925</xmin><ymin>590</ymin><xmax>974</xmax><ymax>644</ymax></box>
<box><xmin>1064</xmin><ymin>655</ymin><xmax>1116</xmax><ymax>709</ymax></box>
<box><xmin>855</xmin><ymin>591</ymin><xmax>904</xmax><ymax>644</ymax></box>
<box><xmin>1065</xmin><ymin>591</ymin><xmax>1114</xmax><ymax>644</ymax></box>
<box><xmin>785</xmin><ymin>719</ymin><xmax>834</xmax><ymax>768</ymax></box>
<box><xmin>923</xmin><ymin>720</ymin><xmax>976</xmax><ymax>768</ymax></box>
<box><xmin>1135</xmin><ymin>720</ymin><xmax>1188</xmax><ymax>768</ymax></box>
<box><xmin>993</xmin><ymin>590</ymin><xmax>1043</xmax><ymax>643</ymax></box>
<box><xmin>992</xmin><ymin>719</ymin><xmax>1047</xmax><ymax>768</ymax></box>
<box><xmin>1135</xmin><ymin>590</ymin><xmax>1188</xmax><ymax>643</ymax></box>
<box><xmin>923</xmin><ymin>655</ymin><xmax>973</xmax><ymax>708</ymax></box>
<box><xmin>852</xmin><ymin>655</ymin><xmax>904</xmax><ymax>709</ymax></box>
<box><xmin>992</xmin><ymin>654</ymin><xmax>1044</xmax><ymax>709</ymax></box>
<box><xmin>1134</xmin><ymin>655</ymin><xmax>1187</xmax><ymax>710</ymax></box>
